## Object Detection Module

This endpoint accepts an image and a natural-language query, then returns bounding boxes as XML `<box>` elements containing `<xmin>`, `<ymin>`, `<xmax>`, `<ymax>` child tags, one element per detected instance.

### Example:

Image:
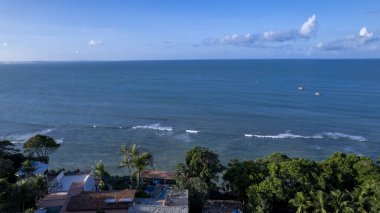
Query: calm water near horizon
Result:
<box><xmin>0</xmin><ymin>60</ymin><xmax>379</xmax><ymax>174</ymax></box>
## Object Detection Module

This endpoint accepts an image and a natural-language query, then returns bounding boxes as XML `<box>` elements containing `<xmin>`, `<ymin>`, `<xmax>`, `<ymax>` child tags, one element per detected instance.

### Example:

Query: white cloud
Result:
<box><xmin>220</xmin><ymin>33</ymin><xmax>255</xmax><ymax>45</ymax></box>
<box><xmin>218</xmin><ymin>15</ymin><xmax>317</xmax><ymax>46</ymax></box>
<box><xmin>299</xmin><ymin>14</ymin><xmax>317</xmax><ymax>37</ymax></box>
<box><xmin>2</xmin><ymin>42</ymin><xmax>8</xmax><ymax>47</ymax></box>
<box><xmin>359</xmin><ymin>27</ymin><xmax>373</xmax><ymax>38</ymax></box>
<box><xmin>315</xmin><ymin>27</ymin><xmax>378</xmax><ymax>51</ymax></box>
<box><xmin>262</xmin><ymin>30</ymin><xmax>297</xmax><ymax>42</ymax></box>
<box><xmin>88</xmin><ymin>39</ymin><xmax>103</xmax><ymax>46</ymax></box>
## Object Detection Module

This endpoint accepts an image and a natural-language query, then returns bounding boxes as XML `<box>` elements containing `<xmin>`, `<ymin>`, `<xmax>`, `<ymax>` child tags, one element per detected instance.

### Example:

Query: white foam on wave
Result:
<box><xmin>186</xmin><ymin>130</ymin><xmax>199</xmax><ymax>134</ymax></box>
<box><xmin>244</xmin><ymin>134</ymin><xmax>253</xmax><ymax>137</ymax></box>
<box><xmin>132</xmin><ymin>123</ymin><xmax>173</xmax><ymax>131</ymax></box>
<box><xmin>253</xmin><ymin>131</ymin><xmax>323</xmax><ymax>139</ymax></box>
<box><xmin>323</xmin><ymin>132</ymin><xmax>366</xmax><ymax>142</ymax></box>
<box><xmin>248</xmin><ymin>131</ymin><xmax>366</xmax><ymax>142</ymax></box>
<box><xmin>56</xmin><ymin>138</ymin><xmax>64</xmax><ymax>144</ymax></box>
<box><xmin>5</xmin><ymin>128</ymin><xmax>54</xmax><ymax>144</ymax></box>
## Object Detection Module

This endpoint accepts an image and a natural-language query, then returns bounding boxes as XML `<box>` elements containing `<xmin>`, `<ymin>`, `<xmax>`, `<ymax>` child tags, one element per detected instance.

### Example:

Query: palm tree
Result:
<box><xmin>120</xmin><ymin>144</ymin><xmax>137</xmax><ymax>187</ymax></box>
<box><xmin>289</xmin><ymin>192</ymin><xmax>313</xmax><ymax>213</ymax></box>
<box><xmin>32</xmin><ymin>175</ymin><xmax>46</xmax><ymax>195</ymax></box>
<box><xmin>93</xmin><ymin>161</ymin><xmax>107</xmax><ymax>191</ymax></box>
<box><xmin>119</xmin><ymin>144</ymin><xmax>153</xmax><ymax>188</ymax></box>
<box><xmin>312</xmin><ymin>190</ymin><xmax>329</xmax><ymax>213</ymax></box>
<box><xmin>329</xmin><ymin>190</ymin><xmax>353</xmax><ymax>213</ymax></box>
<box><xmin>93</xmin><ymin>160</ymin><xmax>106</xmax><ymax>181</ymax></box>
<box><xmin>133</xmin><ymin>152</ymin><xmax>153</xmax><ymax>188</ymax></box>
<box><xmin>16</xmin><ymin>179</ymin><xmax>37</xmax><ymax>212</ymax></box>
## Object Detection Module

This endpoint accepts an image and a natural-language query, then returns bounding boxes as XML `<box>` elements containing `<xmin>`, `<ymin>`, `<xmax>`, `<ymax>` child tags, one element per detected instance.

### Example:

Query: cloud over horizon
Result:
<box><xmin>218</xmin><ymin>15</ymin><xmax>317</xmax><ymax>46</ymax></box>
<box><xmin>315</xmin><ymin>27</ymin><xmax>379</xmax><ymax>51</ymax></box>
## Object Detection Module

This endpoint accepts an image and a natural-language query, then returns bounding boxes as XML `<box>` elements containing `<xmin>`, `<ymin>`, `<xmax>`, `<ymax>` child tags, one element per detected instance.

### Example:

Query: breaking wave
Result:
<box><xmin>245</xmin><ymin>131</ymin><xmax>366</xmax><ymax>141</ymax></box>
<box><xmin>323</xmin><ymin>132</ymin><xmax>366</xmax><ymax>142</ymax></box>
<box><xmin>132</xmin><ymin>123</ymin><xmax>173</xmax><ymax>131</ymax></box>
<box><xmin>4</xmin><ymin>128</ymin><xmax>54</xmax><ymax>144</ymax></box>
<box><xmin>186</xmin><ymin>130</ymin><xmax>199</xmax><ymax>134</ymax></box>
<box><xmin>252</xmin><ymin>131</ymin><xmax>323</xmax><ymax>139</ymax></box>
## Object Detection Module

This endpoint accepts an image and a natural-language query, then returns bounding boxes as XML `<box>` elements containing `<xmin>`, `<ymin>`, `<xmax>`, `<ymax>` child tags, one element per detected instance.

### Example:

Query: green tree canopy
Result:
<box><xmin>119</xmin><ymin>144</ymin><xmax>153</xmax><ymax>188</ymax></box>
<box><xmin>175</xmin><ymin>146</ymin><xmax>224</xmax><ymax>212</ymax></box>
<box><xmin>23</xmin><ymin>134</ymin><xmax>60</xmax><ymax>163</ymax></box>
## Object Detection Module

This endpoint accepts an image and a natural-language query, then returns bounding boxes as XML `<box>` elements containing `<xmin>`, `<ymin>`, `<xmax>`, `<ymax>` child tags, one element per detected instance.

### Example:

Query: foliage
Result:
<box><xmin>0</xmin><ymin>176</ymin><xmax>46</xmax><ymax>212</ymax></box>
<box><xmin>23</xmin><ymin>134</ymin><xmax>60</xmax><ymax>163</ymax></box>
<box><xmin>0</xmin><ymin>140</ymin><xmax>18</xmax><ymax>157</ymax></box>
<box><xmin>21</xmin><ymin>160</ymin><xmax>36</xmax><ymax>178</ymax></box>
<box><xmin>93</xmin><ymin>160</ymin><xmax>106</xmax><ymax>181</ymax></box>
<box><xmin>175</xmin><ymin>146</ymin><xmax>224</xmax><ymax>212</ymax></box>
<box><xmin>119</xmin><ymin>144</ymin><xmax>153</xmax><ymax>188</ymax></box>
<box><xmin>98</xmin><ymin>180</ymin><xmax>106</xmax><ymax>191</ymax></box>
<box><xmin>223</xmin><ymin>152</ymin><xmax>380</xmax><ymax>212</ymax></box>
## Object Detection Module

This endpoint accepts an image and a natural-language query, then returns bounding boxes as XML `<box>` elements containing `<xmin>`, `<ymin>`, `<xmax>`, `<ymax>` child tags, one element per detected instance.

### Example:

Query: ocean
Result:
<box><xmin>0</xmin><ymin>60</ymin><xmax>379</xmax><ymax>173</ymax></box>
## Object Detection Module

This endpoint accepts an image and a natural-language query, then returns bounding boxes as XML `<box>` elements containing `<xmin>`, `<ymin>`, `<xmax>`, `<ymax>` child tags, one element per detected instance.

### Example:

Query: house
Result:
<box><xmin>129</xmin><ymin>189</ymin><xmax>189</xmax><ymax>213</ymax></box>
<box><xmin>63</xmin><ymin>189</ymin><xmax>136</xmax><ymax>212</ymax></box>
<box><xmin>49</xmin><ymin>171</ymin><xmax>95</xmax><ymax>193</ymax></box>
<box><xmin>35</xmin><ymin>171</ymin><xmax>95</xmax><ymax>213</ymax></box>
<box><xmin>141</xmin><ymin>170</ymin><xmax>175</xmax><ymax>185</ymax></box>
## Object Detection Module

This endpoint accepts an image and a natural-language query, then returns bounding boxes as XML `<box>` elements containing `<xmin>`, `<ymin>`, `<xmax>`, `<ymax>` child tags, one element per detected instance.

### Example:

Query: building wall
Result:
<box><xmin>83</xmin><ymin>175</ymin><xmax>95</xmax><ymax>192</ymax></box>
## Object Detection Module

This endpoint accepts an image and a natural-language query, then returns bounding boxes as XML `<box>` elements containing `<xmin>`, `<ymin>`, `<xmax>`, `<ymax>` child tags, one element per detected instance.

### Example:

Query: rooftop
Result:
<box><xmin>37</xmin><ymin>192</ymin><xmax>67</xmax><ymax>208</ymax></box>
<box><xmin>165</xmin><ymin>189</ymin><xmax>188</xmax><ymax>207</ymax></box>
<box><xmin>65</xmin><ymin>189</ymin><xmax>137</xmax><ymax>211</ymax></box>
<box><xmin>49</xmin><ymin>171</ymin><xmax>92</xmax><ymax>193</ymax></box>
<box><xmin>141</xmin><ymin>170</ymin><xmax>175</xmax><ymax>180</ymax></box>
<box><xmin>128</xmin><ymin>205</ymin><xmax>189</xmax><ymax>213</ymax></box>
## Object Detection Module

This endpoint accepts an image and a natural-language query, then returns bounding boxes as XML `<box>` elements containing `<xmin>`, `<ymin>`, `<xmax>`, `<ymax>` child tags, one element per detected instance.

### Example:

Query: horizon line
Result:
<box><xmin>1</xmin><ymin>58</ymin><xmax>380</xmax><ymax>63</ymax></box>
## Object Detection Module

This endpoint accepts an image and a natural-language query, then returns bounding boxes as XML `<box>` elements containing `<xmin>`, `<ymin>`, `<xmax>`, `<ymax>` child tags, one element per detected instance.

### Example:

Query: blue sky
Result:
<box><xmin>0</xmin><ymin>0</ymin><xmax>379</xmax><ymax>60</ymax></box>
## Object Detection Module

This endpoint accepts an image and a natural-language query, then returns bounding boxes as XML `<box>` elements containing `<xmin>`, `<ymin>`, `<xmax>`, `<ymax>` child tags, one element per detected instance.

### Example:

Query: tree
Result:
<box><xmin>0</xmin><ymin>140</ymin><xmax>18</xmax><ymax>157</ymax></box>
<box><xmin>23</xmin><ymin>135</ymin><xmax>60</xmax><ymax>163</ymax></box>
<box><xmin>312</xmin><ymin>190</ymin><xmax>329</xmax><ymax>213</ymax></box>
<box><xmin>16</xmin><ymin>179</ymin><xmax>38</xmax><ymax>212</ymax></box>
<box><xmin>175</xmin><ymin>146</ymin><xmax>224</xmax><ymax>212</ymax></box>
<box><xmin>0</xmin><ymin>159</ymin><xmax>14</xmax><ymax>180</ymax></box>
<box><xmin>223</xmin><ymin>159</ymin><xmax>265</xmax><ymax>203</ymax></box>
<box><xmin>183</xmin><ymin>146</ymin><xmax>224</xmax><ymax>188</ymax></box>
<box><xmin>93</xmin><ymin>160</ymin><xmax>106</xmax><ymax>181</ymax></box>
<box><xmin>120</xmin><ymin>144</ymin><xmax>137</xmax><ymax>187</ymax></box>
<box><xmin>328</xmin><ymin>190</ymin><xmax>353</xmax><ymax>213</ymax></box>
<box><xmin>119</xmin><ymin>144</ymin><xmax>153</xmax><ymax>188</ymax></box>
<box><xmin>289</xmin><ymin>192</ymin><xmax>313</xmax><ymax>213</ymax></box>
<box><xmin>134</xmin><ymin>152</ymin><xmax>153</xmax><ymax>188</ymax></box>
<box><xmin>93</xmin><ymin>160</ymin><xmax>107</xmax><ymax>191</ymax></box>
<box><xmin>21</xmin><ymin>160</ymin><xmax>36</xmax><ymax>178</ymax></box>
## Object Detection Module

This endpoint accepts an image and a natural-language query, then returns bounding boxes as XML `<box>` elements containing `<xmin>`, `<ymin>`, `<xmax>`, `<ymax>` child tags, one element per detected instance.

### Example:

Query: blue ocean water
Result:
<box><xmin>0</xmin><ymin>60</ymin><xmax>379</xmax><ymax>173</ymax></box>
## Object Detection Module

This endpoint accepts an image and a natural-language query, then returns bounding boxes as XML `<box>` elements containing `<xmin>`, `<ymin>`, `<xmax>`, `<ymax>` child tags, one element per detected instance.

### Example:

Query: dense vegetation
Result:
<box><xmin>2</xmin><ymin>134</ymin><xmax>380</xmax><ymax>213</ymax></box>
<box><xmin>174</xmin><ymin>147</ymin><xmax>380</xmax><ymax>212</ymax></box>
<box><xmin>0</xmin><ymin>140</ymin><xmax>51</xmax><ymax>212</ymax></box>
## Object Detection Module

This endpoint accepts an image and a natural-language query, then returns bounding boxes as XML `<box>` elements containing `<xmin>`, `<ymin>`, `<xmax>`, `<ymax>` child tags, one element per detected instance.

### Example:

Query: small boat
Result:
<box><xmin>298</xmin><ymin>86</ymin><xmax>304</xmax><ymax>90</ymax></box>
<box><xmin>315</xmin><ymin>92</ymin><xmax>320</xmax><ymax>96</ymax></box>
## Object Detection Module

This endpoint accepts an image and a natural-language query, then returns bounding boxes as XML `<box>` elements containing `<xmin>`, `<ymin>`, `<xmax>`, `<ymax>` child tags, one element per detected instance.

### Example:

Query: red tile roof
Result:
<box><xmin>141</xmin><ymin>170</ymin><xmax>175</xmax><ymax>180</ymax></box>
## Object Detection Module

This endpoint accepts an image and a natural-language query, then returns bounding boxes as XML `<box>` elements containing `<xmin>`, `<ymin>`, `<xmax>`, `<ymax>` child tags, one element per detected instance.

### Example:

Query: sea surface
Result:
<box><xmin>0</xmin><ymin>60</ymin><xmax>379</xmax><ymax>173</ymax></box>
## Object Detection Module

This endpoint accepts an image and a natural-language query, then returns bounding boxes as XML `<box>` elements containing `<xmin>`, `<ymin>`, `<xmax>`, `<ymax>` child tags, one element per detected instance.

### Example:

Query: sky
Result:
<box><xmin>0</xmin><ymin>0</ymin><xmax>379</xmax><ymax>61</ymax></box>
